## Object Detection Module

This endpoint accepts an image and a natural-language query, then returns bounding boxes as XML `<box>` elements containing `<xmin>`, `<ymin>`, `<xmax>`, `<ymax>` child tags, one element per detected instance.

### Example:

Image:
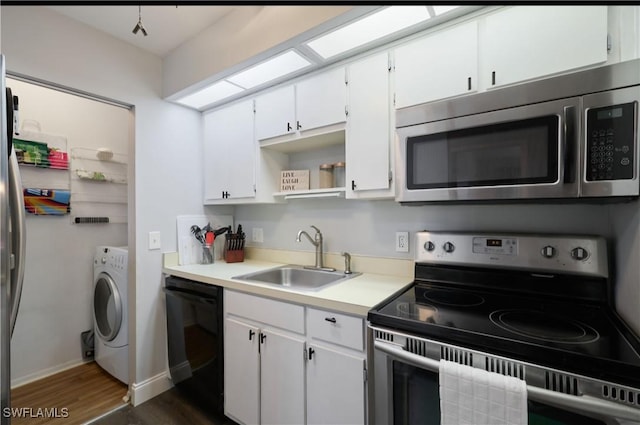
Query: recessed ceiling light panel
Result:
<box><xmin>306</xmin><ymin>6</ymin><xmax>431</xmax><ymax>59</ymax></box>
<box><xmin>175</xmin><ymin>81</ymin><xmax>244</xmax><ymax>109</ymax></box>
<box><xmin>433</xmin><ymin>6</ymin><xmax>460</xmax><ymax>16</ymax></box>
<box><xmin>226</xmin><ymin>50</ymin><xmax>312</xmax><ymax>89</ymax></box>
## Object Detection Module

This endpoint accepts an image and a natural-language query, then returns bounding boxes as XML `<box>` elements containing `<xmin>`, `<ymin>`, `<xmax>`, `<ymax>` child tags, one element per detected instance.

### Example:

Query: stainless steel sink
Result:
<box><xmin>232</xmin><ymin>265</ymin><xmax>360</xmax><ymax>291</ymax></box>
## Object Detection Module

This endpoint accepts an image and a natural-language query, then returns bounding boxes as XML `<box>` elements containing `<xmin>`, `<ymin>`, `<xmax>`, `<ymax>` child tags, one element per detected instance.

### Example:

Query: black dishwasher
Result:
<box><xmin>164</xmin><ymin>276</ymin><xmax>223</xmax><ymax>414</ymax></box>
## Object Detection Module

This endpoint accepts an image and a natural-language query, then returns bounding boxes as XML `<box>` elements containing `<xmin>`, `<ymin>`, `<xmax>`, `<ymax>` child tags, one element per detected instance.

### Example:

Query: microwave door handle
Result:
<box><xmin>374</xmin><ymin>340</ymin><xmax>640</xmax><ymax>423</ymax></box>
<box><xmin>562</xmin><ymin>106</ymin><xmax>577</xmax><ymax>183</ymax></box>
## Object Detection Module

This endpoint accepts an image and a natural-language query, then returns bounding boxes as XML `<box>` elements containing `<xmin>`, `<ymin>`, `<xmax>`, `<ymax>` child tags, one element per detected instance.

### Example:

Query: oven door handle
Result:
<box><xmin>374</xmin><ymin>341</ymin><xmax>640</xmax><ymax>423</ymax></box>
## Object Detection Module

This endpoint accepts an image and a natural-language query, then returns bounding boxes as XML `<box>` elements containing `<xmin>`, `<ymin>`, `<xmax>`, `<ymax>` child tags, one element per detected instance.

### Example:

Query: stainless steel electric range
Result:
<box><xmin>368</xmin><ymin>232</ymin><xmax>640</xmax><ymax>425</ymax></box>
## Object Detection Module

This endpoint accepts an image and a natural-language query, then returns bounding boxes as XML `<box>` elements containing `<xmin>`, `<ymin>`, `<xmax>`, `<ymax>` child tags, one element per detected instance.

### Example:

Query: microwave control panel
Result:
<box><xmin>586</xmin><ymin>102</ymin><xmax>636</xmax><ymax>181</ymax></box>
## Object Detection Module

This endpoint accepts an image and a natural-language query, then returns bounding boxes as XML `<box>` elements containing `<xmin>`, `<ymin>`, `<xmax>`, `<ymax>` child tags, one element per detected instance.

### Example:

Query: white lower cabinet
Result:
<box><xmin>260</xmin><ymin>328</ymin><xmax>306</xmax><ymax>425</ymax></box>
<box><xmin>306</xmin><ymin>307</ymin><xmax>366</xmax><ymax>424</ymax></box>
<box><xmin>224</xmin><ymin>290</ymin><xmax>367</xmax><ymax>425</ymax></box>
<box><xmin>225</xmin><ymin>318</ymin><xmax>260</xmax><ymax>425</ymax></box>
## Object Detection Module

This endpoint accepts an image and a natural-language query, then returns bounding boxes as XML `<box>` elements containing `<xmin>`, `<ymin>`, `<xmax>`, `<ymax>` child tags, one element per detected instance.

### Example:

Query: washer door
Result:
<box><xmin>94</xmin><ymin>272</ymin><xmax>123</xmax><ymax>342</ymax></box>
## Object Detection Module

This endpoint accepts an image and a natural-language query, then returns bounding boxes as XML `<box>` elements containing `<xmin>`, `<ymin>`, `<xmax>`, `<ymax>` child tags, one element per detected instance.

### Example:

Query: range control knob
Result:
<box><xmin>443</xmin><ymin>242</ymin><xmax>455</xmax><ymax>253</ymax></box>
<box><xmin>424</xmin><ymin>241</ymin><xmax>436</xmax><ymax>252</ymax></box>
<box><xmin>101</xmin><ymin>256</ymin><xmax>108</xmax><ymax>264</ymax></box>
<box><xmin>541</xmin><ymin>246</ymin><xmax>556</xmax><ymax>259</ymax></box>
<box><xmin>571</xmin><ymin>247</ymin><xmax>589</xmax><ymax>261</ymax></box>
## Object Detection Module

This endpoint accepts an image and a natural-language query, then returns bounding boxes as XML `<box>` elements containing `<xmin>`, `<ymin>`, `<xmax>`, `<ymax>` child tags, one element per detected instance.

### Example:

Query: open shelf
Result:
<box><xmin>274</xmin><ymin>187</ymin><xmax>346</xmax><ymax>200</ymax></box>
<box><xmin>260</xmin><ymin>127</ymin><xmax>345</xmax><ymax>154</ymax></box>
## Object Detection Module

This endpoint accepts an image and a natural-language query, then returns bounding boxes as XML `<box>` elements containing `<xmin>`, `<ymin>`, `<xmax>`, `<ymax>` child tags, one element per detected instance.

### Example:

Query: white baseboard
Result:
<box><xmin>130</xmin><ymin>371</ymin><xmax>174</xmax><ymax>406</ymax></box>
<box><xmin>11</xmin><ymin>359</ymin><xmax>89</xmax><ymax>389</ymax></box>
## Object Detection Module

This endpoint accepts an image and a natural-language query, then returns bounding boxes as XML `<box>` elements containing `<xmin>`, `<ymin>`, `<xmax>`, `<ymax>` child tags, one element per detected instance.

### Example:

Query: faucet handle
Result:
<box><xmin>310</xmin><ymin>225</ymin><xmax>321</xmax><ymax>234</ymax></box>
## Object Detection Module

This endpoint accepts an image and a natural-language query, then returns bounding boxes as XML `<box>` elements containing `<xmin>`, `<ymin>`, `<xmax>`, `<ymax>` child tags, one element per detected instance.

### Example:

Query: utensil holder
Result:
<box><xmin>201</xmin><ymin>244</ymin><xmax>214</xmax><ymax>264</ymax></box>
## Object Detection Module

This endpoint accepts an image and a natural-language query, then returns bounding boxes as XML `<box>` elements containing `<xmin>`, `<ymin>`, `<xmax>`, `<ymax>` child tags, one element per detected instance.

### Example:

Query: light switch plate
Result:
<box><xmin>253</xmin><ymin>228</ymin><xmax>264</xmax><ymax>243</ymax></box>
<box><xmin>149</xmin><ymin>231</ymin><xmax>161</xmax><ymax>250</ymax></box>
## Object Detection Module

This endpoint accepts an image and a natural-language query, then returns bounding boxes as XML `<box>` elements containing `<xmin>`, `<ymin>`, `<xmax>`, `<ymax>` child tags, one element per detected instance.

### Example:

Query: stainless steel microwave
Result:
<box><xmin>396</xmin><ymin>59</ymin><xmax>640</xmax><ymax>203</ymax></box>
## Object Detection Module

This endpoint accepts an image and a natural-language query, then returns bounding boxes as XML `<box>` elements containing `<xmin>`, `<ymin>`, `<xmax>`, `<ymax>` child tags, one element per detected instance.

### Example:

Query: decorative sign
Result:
<box><xmin>280</xmin><ymin>170</ymin><xmax>310</xmax><ymax>192</ymax></box>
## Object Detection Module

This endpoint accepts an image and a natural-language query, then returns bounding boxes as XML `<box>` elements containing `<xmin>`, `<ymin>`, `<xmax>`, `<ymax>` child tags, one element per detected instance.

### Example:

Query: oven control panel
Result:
<box><xmin>415</xmin><ymin>232</ymin><xmax>608</xmax><ymax>277</ymax></box>
<box><xmin>472</xmin><ymin>237</ymin><xmax>518</xmax><ymax>255</ymax></box>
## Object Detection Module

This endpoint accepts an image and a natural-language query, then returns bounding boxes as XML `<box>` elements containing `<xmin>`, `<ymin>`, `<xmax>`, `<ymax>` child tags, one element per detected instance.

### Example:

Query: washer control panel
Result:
<box><xmin>416</xmin><ymin>232</ymin><xmax>608</xmax><ymax>277</ymax></box>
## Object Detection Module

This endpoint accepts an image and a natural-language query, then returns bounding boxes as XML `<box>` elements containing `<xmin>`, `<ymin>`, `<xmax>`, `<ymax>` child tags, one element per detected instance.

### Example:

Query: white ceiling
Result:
<box><xmin>46</xmin><ymin>5</ymin><xmax>241</xmax><ymax>57</ymax></box>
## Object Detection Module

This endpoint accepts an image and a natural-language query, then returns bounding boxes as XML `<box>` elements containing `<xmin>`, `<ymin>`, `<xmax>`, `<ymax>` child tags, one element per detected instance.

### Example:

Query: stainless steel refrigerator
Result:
<box><xmin>1</xmin><ymin>54</ymin><xmax>27</xmax><ymax>424</ymax></box>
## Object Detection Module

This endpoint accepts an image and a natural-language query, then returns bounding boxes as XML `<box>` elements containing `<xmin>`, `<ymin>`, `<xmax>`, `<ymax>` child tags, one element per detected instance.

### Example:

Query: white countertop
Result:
<box><xmin>162</xmin><ymin>254</ymin><xmax>413</xmax><ymax>317</ymax></box>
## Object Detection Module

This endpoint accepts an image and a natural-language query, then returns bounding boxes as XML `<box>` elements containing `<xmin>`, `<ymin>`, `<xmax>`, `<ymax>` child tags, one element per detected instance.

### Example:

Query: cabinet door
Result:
<box><xmin>203</xmin><ymin>100</ymin><xmax>256</xmax><ymax>202</ymax></box>
<box><xmin>255</xmin><ymin>85</ymin><xmax>296</xmax><ymax>141</ymax></box>
<box><xmin>483</xmin><ymin>6</ymin><xmax>607</xmax><ymax>88</ymax></box>
<box><xmin>260</xmin><ymin>329</ymin><xmax>306</xmax><ymax>425</ymax></box>
<box><xmin>395</xmin><ymin>21</ymin><xmax>478</xmax><ymax>108</ymax></box>
<box><xmin>346</xmin><ymin>52</ymin><xmax>392</xmax><ymax>196</ymax></box>
<box><xmin>224</xmin><ymin>318</ymin><xmax>260</xmax><ymax>425</ymax></box>
<box><xmin>307</xmin><ymin>344</ymin><xmax>366</xmax><ymax>425</ymax></box>
<box><xmin>296</xmin><ymin>67</ymin><xmax>347</xmax><ymax>132</ymax></box>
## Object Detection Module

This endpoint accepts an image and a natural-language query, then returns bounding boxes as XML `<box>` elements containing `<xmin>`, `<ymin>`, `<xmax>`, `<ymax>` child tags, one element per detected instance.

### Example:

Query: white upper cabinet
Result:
<box><xmin>295</xmin><ymin>66</ymin><xmax>347</xmax><ymax>133</ymax></box>
<box><xmin>395</xmin><ymin>21</ymin><xmax>478</xmax><ymax>109</ymax></box>
<box><xmin>254</xmin><ymin>85</ymin><xmax>296</xmax><ymax>141</ymax></box>
<box><xmin>255</xmin><ymin>67</ymin><xmax>347</xmax><ymax>142</ymax></box>
<box><xmin>481</xmin><ymin>6</ymin><xmax>608</xmax><ymax>88</ymax></box>
<box><xmin>203</xmin><ymin>99</ymin><xmax>256</xmax><ymax>203</ymax></box>
<box><xmin>346</xmin><ymin>52</ymin><xmax>393</xmax><ymax>198</ymax></box>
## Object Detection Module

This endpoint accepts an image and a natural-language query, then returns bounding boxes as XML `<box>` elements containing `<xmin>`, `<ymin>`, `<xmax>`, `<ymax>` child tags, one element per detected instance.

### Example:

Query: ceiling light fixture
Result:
<box><xmin>226</xmin><ymin>50</ymin><xmax>311</xmax><ymax>89</ymax></box>
<box><xmin>175</xmin><ymin>50</ymin><xmax>312</xmax><ymax>109</ymax></box>
<box><xmin>306</xmin><ymin>6</ymin><xmax>433</xmax><ymax>59</ymax></box>
<box><xmin>132</xmin><ymin>6</ymin><xmax>148</xmax><ymax>36</ymax></box>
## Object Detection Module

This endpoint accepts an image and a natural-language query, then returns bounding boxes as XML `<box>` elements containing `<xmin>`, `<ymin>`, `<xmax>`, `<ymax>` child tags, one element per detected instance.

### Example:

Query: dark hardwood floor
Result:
<box><xmin>91</xmin><ymin>388</ymin><xmax>238</xmax><ymax>425</ymax></box>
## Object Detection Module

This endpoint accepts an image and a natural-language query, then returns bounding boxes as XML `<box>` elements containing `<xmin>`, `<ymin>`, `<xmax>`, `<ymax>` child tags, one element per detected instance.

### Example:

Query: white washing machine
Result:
<box><xmin>93</xmin><ymin>246</ymin><xmax>128</xmax><ymax>384</ymax></box>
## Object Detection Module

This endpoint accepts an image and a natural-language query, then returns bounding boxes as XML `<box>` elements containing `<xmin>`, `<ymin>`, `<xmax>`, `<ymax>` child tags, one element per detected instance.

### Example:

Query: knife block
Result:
<box><xmin>223</xmin><ymin>235</ymin><xmax>245</xmax><ymax>263</ymax></box>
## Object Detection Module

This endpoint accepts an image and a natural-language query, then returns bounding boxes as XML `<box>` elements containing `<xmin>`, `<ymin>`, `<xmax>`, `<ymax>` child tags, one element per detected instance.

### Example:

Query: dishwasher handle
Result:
<box><xmin>374</xmin><ymin>340</ymin><xmax>640</xmax><ymax>423</ymax></box>
<box><xmin>163</xmin><ymin>287</ymin><xmax>217</xmax><ymax>305</ymax></box>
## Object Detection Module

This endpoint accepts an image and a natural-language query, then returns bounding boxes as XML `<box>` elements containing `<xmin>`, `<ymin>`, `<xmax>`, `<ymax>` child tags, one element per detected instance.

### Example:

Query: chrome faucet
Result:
<box><xmin>296</xmin><ymin>225</ymin><xmax>335</xmax><ymax>271</ymax></box>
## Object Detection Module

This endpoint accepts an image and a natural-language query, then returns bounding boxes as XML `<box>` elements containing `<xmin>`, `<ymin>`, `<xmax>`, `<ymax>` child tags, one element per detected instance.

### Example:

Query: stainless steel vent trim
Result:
<box><xmin>370</xmin><ymin>325</ymin><xmax>640</xmax><ymax>418</ymax></box>
<box><xmin>603</xmin><ymin>384</ymin><xmax>640</xmax><ymax>406</ymax></box>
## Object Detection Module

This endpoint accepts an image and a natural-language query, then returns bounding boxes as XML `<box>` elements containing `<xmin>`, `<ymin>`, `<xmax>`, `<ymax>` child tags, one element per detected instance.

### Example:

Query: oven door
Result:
<box><xmin>395</xmin><ymin>97</ymin><xmax>581</xmax><ymax>203</ymax></box>
<box><xmin>372</xmin><ymin>336</ymin><xmax>638</xmax><ymax>425</ymax></box>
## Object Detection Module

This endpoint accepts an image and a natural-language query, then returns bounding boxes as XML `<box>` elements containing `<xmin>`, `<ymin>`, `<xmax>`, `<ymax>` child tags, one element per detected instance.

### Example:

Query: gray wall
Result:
<box><xmin>232</xmin><ymin>200</ymin><xmax>612</xmax><ymax>258</ymax></box>
<box><xmin>232</xmin><ymin>198</ymin><xmax>640</xmax><ymax>336</ymax></box>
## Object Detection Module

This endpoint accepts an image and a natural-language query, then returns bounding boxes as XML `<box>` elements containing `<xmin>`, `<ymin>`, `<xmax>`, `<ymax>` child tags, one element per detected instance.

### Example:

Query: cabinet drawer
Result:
<box><xmin>225</xmin><ymin>290</ymin><xmax>304</xmax><ymax>334</ymax></box>
<box><xmin>307</xmin><ymin>308</ymin><xmax>364</xmax><ymax>351</ymax></box>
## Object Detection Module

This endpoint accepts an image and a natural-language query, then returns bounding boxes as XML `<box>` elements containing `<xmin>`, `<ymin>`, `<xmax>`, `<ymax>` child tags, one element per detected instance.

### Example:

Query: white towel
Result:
<box><xmin>439</xmin><ymin>360</ymin><xmax>527</xmax><ymax>425</ymax></box>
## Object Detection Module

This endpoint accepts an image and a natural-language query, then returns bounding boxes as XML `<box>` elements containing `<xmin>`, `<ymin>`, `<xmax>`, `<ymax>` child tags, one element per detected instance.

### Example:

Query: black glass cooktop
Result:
<box><xmin>369</xmin><ymin>267</ymin><xmax>640</xmax><ymax>388</ymax></box>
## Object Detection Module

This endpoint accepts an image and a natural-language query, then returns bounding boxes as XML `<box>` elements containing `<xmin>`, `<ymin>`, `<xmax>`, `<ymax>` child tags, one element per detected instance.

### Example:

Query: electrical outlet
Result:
<box><xmin>395</xmin><ymin>232</ymin><xmax>409</xmax><ymax>253</ymax></box>
<box><xmin>149</xmin><ymin>231</ymin><xmax>161</xmax><ymax>250</ymax></box>
<box><xmin>252</xmin><ymin>227</ymin><xmax>264</xmax><ymax>243</ymax></box>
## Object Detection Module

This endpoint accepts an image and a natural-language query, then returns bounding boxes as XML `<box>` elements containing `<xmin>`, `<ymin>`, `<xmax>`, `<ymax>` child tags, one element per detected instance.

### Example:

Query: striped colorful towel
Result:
<box><xmin>23</xmin><ymin>189</ymin><xmax>71</xmax><ymax>215</ymax></box>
